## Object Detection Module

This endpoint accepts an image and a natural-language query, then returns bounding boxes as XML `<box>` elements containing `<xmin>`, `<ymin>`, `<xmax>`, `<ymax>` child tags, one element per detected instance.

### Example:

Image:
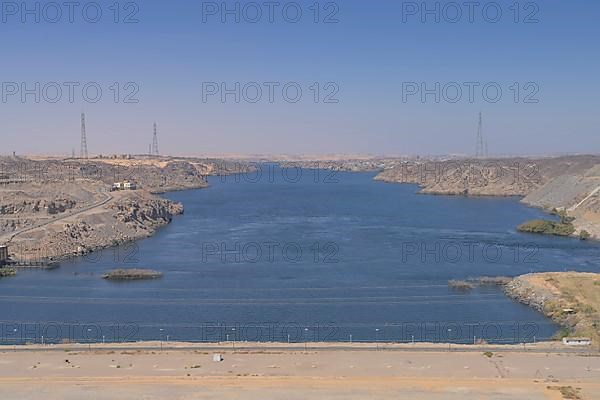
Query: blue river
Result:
<box><xmin>1</xmin><ymin>167</ymin><xmax>599</xmax><ymax>344</ymax></box>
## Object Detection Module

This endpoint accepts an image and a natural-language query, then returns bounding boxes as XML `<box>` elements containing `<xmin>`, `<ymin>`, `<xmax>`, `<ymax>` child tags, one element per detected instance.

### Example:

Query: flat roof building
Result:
<box><xmin>562</xmin><ymin>337</ymin><xmax>592</xmax><ymax>346</ymax></box>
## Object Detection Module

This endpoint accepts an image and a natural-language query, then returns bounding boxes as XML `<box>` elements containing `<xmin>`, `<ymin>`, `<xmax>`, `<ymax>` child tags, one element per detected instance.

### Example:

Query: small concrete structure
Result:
<box><xmin>562</xmin><ymin>337</ymin><xmax>592</xmax><ymax>346</ymax></box>
<box><xmin>0</xmin><ymin>246</ymin><xmax>8</xmax><ymax>266</ymax></box>
<box><xmin>212</xmin><ymin>353</ymin><xmax>223</xmax><ymax>362</ymax></box>
<box><xmin>111</xmin><ymin>181</ymin><xmax>138</xmax><ymax>191</ymax></box>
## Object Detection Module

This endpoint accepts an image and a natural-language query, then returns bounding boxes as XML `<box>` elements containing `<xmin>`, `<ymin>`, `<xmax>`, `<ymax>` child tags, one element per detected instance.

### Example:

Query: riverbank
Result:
<box><xmin>504</xmin><ymin>272</ymin><xmax>600</xmax><ymax>343</ymax></box>
<box><xmin>0</xmin><ymin>156</ymin><xmax>252</xmax><ymax>262</ymax></box>
<box><xmin>0</xmin><ymin>342</ymin><xmax>598</xmax><ymax>400</ymax></box>
<box><xmin>373</xmin><ymin>155</ymin><xmax>600</xmax><ymax>239</ymax></box>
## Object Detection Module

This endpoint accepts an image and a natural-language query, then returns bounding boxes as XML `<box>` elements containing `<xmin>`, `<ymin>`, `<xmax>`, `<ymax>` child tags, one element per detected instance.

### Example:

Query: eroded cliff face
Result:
<box><xmin>8</xmin><ymin>191</ymin><xmax>184</xmax><ymax>261</ymax></box>
<box><xmin>522</xmin><ymin>165</ymin><xmax>600</xmax><ymax>238</ymax></box>
<box><xmin>108</xmin><ymin>195</ymin><xmax>184</xmax><ymax>226</ymax></box>
<box><xmin>375</xmin><ymin>156</ymin><xmax>600</xmax><ymax>239</ymax></box>
<box><xmin>375</xmin><ymin>161</ymin><xmax>541</xmax><ymax>196</ymax></box>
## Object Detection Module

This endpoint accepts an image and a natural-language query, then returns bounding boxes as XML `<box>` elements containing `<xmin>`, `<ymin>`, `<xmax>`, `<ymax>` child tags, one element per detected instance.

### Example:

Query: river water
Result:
<box><xmin>1</xmin><ymin>167</ymin><xmax>599</xmax><ymax>344</ymax></box>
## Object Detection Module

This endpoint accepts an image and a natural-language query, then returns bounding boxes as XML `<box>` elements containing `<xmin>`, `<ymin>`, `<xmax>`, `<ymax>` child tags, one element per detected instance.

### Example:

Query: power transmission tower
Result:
<box><xmin>152</xmin><ymin>122</ymin><xmax>160</xmax><ymax>157</ymax></box>
<box><xmin>80</xmin><ymin>113</ymin><xmax>88</xmax><ymax>159</ymax></box>
<box><xmin>475</xmin><ymin>112</ymin><xmax>487</xmax><ymax>158</ymax></box>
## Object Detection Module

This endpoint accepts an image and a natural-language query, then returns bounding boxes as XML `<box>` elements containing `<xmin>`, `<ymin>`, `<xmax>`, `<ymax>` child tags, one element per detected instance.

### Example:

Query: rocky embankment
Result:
<box><xmin>0</xmin><ymin>156</ymin><xmax>237</xmax><ymax>261</ymax></box>
<box><xmin>374</xmin><ymin>158</ymin><xmax>546</xmax><ymax>196</ymax></box>
<box><xmin>8</xmin><ymin>190</ymin><xmax>183</xmax><ymax>261</ymax></box>
<box><xmin>375</xmin><ymin>155</ymin><xmax>600</xmax><ymax>238</ymax></box>
<box><xmin>504</xmin><ymin>275</ymin><xmax>556</xmax><ymax>314</ymax></box>
<box><xmin>504</xmin><ymin>272</ymin><xmax>600</xmax><ymax>341</ymax></box>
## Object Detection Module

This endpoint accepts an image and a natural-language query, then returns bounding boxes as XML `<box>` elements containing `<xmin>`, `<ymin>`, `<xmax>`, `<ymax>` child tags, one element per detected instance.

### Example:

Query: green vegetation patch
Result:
<box><xmin>517</xmin><ymin>220</ymin><xmax>575</xmax><ymax>237</ymax></box>
<box><xmin>547</xmin><ymin>386</ymin><xmax>583</xmax><ymax>400</ymax></box>
<box><xmin>0</xmin><ymin>267</ymin><xmax>16</xmax><ymax>278</ymax></box>
<box><xmin>102</xmin><ymin>268</ymin><xmax>163</xmax><ymax>281</ymax></box>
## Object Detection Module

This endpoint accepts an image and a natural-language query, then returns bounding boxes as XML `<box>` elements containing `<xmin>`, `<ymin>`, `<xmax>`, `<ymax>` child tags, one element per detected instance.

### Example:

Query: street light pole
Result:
<box><xmin>304</xmin><ymin>328</ymin><xmax>309</xmax><ymax>352</ymax></box>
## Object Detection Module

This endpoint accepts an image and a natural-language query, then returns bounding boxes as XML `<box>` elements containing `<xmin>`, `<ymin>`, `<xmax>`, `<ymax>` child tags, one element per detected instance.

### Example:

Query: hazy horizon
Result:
<box><xmin>1</xmin><ymin>0</ymin><xmax>599</xmax><ymax>156</ymax></box>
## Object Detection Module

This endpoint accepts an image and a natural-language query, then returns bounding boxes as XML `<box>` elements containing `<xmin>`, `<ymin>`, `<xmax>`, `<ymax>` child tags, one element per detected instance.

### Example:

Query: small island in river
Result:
<box><xmin>102</xmin><ymin>269</ymin><xmax>163</xmax><ymax>281</ymax></box>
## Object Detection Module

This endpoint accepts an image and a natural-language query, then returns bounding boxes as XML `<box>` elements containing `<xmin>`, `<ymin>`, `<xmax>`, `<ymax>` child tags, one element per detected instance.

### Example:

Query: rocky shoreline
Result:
<box><xmin>374</xmin><ymin>156</ymin><xmax>600</xmax><ymax>239</ymax></box>
<box><xmin>503</xmin><ymin>276</ymin><xmax>554</xmax><ymax>314</ymax></box>
<box><xmin>0</xmin><ymin>156</ymin><xmax>254</xmax><ymax>263</ymax></box>
<box><xmin>6</xmin><ymin>191</ymin><xmax>184</xmax><ymax>262</ymax></box>
<box><xmin>503</xmin><ymin>273</ymin><xmax>600</xmax><ymax>341</ymax></box>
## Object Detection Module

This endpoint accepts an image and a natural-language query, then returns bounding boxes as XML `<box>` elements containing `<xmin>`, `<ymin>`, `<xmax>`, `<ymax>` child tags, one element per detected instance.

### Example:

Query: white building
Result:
<box><xmin>562</xmin><ymin>337</ymin><xmax>592</xmax><ymax>346</ymax></box>
<box><xmin>112</xmin><ymin>181</ymin><xmax>138</xmax><ymax>191</ymax></box>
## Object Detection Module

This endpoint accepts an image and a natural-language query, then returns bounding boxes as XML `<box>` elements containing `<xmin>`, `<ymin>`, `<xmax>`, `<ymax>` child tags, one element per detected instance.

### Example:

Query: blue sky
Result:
<box><xmin>0</xmin><ymin>0</ymin><xmax>598</xmax><ymax>156</ymax></box>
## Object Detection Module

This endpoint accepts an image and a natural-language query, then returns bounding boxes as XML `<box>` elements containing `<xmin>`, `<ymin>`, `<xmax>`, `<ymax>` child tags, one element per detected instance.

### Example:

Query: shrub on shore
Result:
<box><xmin>0</xmin><ymin>267</ymin><xmax>16</xmax><ymax>278</ymax></box>
<box><xmin>579</xmin><ymin>230</ymin><xmax>591</xmax><ymax>240</ymax></box>
<box><xmin>448</xmin><ymin>280</ymin><xmax>475</xmax><ymax>291</ymax></box>
<box><xmin>448</xmin><ymin>277</ymin><xmax>512</xmax><ymax>292</ymax></box>
<box><xmin>517</xmin><ymin>220</ymin><xmax>575</xmax><ymax>236</ymax></box>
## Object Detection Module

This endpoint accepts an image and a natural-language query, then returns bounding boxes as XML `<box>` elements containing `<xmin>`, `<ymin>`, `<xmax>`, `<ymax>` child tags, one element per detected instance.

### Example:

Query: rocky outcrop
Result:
<box><xmin>376</xmin><ymin>156</ymin><xmax>600</xmax><ymax>239</ymax></box>
<box><xmin>0</xmin><ymin>198</ymin><xmax>76</xmax><ymax>216</ymax></box>
<box><xmin>0</xmin><ymin>156</ymin><xmax>248</xmax><ymax>263</ymax></box>
<box><xmin>375</xmin><ymin>159</ymin><xmax>544</xmax><ymax>196</ymax></box>
<box><xmin>108</xmin><ymin>197</ymin><xmax>183</xmax><ymax>227</ymax></box>
<box><xmin>8</xmin><ymin>191</ymin><xmax>184</xmax><ymax>261</ymax></box>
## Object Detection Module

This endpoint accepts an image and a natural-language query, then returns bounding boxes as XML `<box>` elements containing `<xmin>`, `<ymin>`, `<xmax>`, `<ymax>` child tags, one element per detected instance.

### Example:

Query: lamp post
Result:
<box><xmin>375</xmin><ymin>328</ymin><xmax>380</xmax><ymax>351</ymax></box>
<box><xmin>349</xmin><ymin>334</ymin><xmax>352</xmax><ymax>344</ymax></box>
<box><xmin>231</xmin><ymin>328</ymin><xmax>236</xmax><ymax>350</ymax></box>
<box><xmin>304</xmin><ymin>328</ymin><xmax>309</xmax><ymax>352</ymax></box>
<box><xmin>447</xmin><ymin>329</ymin><xmax>452</xmax><ymax>351</ymax></box>
<box><xmin>159</xmin><ymin>328</ymin><xmax>164</xmax><ymax>350</ymax></box>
